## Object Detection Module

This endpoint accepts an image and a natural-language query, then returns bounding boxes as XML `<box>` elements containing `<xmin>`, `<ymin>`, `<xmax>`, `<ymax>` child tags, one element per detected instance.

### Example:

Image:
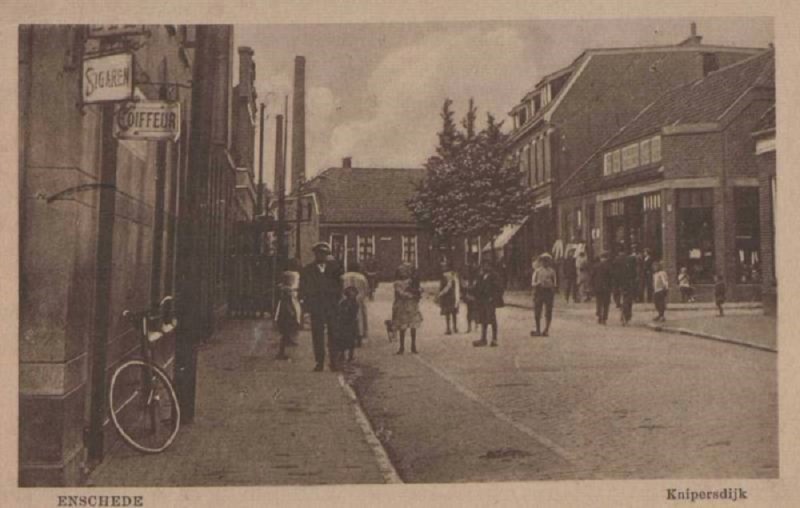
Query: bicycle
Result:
<box><xmin>108</xmin><ymin>296</ymin><xmax>181</xmax><ymax>454</ymax></box>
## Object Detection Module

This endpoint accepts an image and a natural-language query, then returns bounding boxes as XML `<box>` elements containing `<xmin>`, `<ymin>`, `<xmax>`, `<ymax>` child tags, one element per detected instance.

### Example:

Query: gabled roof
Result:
<box><xmin>557</xmin><ymin>49</ymin><xmax>774</xmax><ymax>198</ymax></box>
<box><xmin>300</xmin><ymin>167</ymin><xmax>425</xmax><ymax>224</ymax></box>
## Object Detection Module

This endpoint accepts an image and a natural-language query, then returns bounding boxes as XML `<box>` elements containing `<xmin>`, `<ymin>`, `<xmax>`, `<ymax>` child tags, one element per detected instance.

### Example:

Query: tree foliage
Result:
<box><xmin>408</xmin><ymin>99</ymin><xmax>536</xmax><ymax>253</ymax></box>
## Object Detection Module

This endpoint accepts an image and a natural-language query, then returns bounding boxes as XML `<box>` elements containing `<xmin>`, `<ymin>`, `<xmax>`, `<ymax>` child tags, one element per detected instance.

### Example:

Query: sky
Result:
<box><xmin>235</xmin><ymin>18</ymin><xmax>773</xmax><ymax>191</ymax></box>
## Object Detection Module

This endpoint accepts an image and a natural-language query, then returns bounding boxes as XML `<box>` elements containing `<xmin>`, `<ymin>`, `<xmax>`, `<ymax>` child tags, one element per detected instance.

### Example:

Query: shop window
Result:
<box><xmin>357</xmin><ymin>235</ymin><xmax>375</xmax><ymax>262</ymax></box>
<box><xmin>677</xmin><ymin>189</ymin><xmax>714</xmax><ymax>283</ymax></box>
<box><xmin>643</xmin><ymin>192</ymin><xmax>661</xmax><ymax>211</ymax></box>
<box><xmin>622</xmin><ymin>143</ymin><xmax>640</xmax><ymax>171</ymax></box>
<box><xmin>734</xmin><ymin>187</ymin><xmax>761</xmax><ymax>283</ymax></box>
<box><xmin>402</xmin><ymin>235</ymin><xmax>418</xmax><ymax>268</ymax></box>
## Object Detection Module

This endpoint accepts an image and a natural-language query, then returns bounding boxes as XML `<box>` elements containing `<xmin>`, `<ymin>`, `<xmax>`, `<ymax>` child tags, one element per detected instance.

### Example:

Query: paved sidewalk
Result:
<box><xmin>87</xmin><ymin>318</ymin><xmax>390</xmax><ymax>486</ymax></box>
<box><xmin>503</xmin><ymin>290</ymin><xmax>775</xmax><ymax>352</ymax></box>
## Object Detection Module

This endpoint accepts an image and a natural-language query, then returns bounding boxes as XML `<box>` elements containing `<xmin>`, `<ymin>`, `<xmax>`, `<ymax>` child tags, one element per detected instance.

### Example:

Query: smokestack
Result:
<box><xmin>237</xmin><ymin>46</ymin><xmax>254</xmax><ymax>97</ymax></box>
<box><xmin>274</xmin><ymin>114</ymin><xmax>285</xmax><ymax>199</ymax></box>
<box><xmin>342</xmin><ymin>157</ymin><xmax>352</xmax><ymax>169</ymax></box>
<box><xmin>291</xmin><ymin>56</ymin><xmax>306</xmax><ymax>192</ymax></box>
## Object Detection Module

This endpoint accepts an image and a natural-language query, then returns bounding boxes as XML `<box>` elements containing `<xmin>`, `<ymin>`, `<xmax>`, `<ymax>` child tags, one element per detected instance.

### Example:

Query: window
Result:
<box><xmin>622</xmin><ymin>143</ymin><xmax>640</xmax><ymax>171</ymax></box>
<box><xmin>651</xmin><ymin>135</ymin><xmax>662</xmax><ymax>162</ymax></box>
<box><xmin>532</xmin><ymin>94</ymin><xmax>541</xmax><ymax>114</ymax></box>
<box><xmin>518</xmin><ymin>108</ymin><xmax>527</xmax><ymax>126</ymax></box>
<box><xmin>612</xmin><ymin>149</ymin><xmax>621</xmax><ymax>173</ymax></box>
<box><xmin>734</xmin><ymin>187</ymin><xmax>761</xmax><ymax>283</ymax></box>
<box><xmin>604</xmin><ymin>152</ymin><xmax>613</xmax><ymax>176</ymax></box>
<box><xmin>522</xmin><ymin>145</ymin><xmax>530</xmax><ymax>186</ymax></box>
<box><xmin>536</xmin><ymin>137</ymin><xmax>545</xmax><ymax>183</ymax></box>
<box><xmin>401</xmin><ymin>235</ymin><xmax>418</xmax><ymax>268</ymax></box>
<box><xmin>640</xmin><ymin>138</ymin><xmax>651</xmax><ymax>165</ymax></box>
<box><xmin>574</xmin><ymin>207</ymin><xmax>583</xmax><ymax>240</ymax></box>
<box><xmin>543</xmin><ymin>135</ymin><xmax>551</xmax><ymax>182</ymax></box>
<box><xmin>677</xmin><ymin>189</ymin><xmax>715</xmax><ymax>283</ymax></box>
<box><xmin>604</xmin><ymin>200</ymin><xmax>624</xmax><ymax>217</ymax></box>
<box><xmin>357</xmin><ymin>235</ymin><xmax>375</xmax><ymax>262</ymax></box>
<box><xmin>643</xmin><ymin>192</ymin><xmax>661</xmax><ymax>211</ymax></box>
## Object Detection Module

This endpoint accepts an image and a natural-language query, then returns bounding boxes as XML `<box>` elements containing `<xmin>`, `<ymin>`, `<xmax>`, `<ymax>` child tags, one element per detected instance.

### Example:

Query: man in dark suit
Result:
<box><xmin>299</xmin><ymin>242</ymin><xmax>343</xmax><ymax>372</ymax></box>
<box><xmin>591</xmin><ymin>252</ymin><xmax>613</xmax><ymax>325</ymax></box>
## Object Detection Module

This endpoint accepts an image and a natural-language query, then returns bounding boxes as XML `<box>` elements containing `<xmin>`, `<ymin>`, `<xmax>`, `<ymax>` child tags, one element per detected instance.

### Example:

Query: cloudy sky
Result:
<box><xmin>235</xmin><ymin>18</ymin><xmax>772</xmax><ymax>190</ymax></box>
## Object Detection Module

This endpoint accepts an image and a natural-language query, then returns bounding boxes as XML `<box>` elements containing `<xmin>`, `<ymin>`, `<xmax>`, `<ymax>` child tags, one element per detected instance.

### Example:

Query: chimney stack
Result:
<box><xmin>237</xmin><ymin>46</ymin><xmax>254</xmax><ymax>97</ymax></box>
<box><xmin>291</xmin><ymin>56</ymin><xmax>306</xmax><ymax>192</ymax></box>
<box><xmin>342</xmin><ymin>157</ymin><xmax>352</xmax><ymax>168</ymax></box>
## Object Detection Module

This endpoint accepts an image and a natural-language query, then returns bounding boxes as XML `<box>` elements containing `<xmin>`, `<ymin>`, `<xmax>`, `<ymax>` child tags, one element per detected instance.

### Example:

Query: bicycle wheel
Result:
<box><xmin>108</xmin><ymin>359</ymin><xmax>181</xmax><ymax>453</ymax></box>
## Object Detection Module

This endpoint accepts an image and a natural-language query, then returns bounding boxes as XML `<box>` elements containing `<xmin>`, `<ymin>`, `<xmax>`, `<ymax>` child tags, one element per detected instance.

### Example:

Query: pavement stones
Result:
<box><xmin>87</xmin><ymin>317</ymin><xmax>389</xmax><ymax>486</ymax></box>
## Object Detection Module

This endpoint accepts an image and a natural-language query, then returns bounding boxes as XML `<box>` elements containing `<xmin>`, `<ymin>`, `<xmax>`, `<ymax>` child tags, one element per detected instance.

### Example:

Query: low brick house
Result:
<box><xmin>556</xmin><ymin>50</ymin><xmax>774</xmax><ymax>302</ymax></box>
<box><xmin>285</xmin><ymin>161</ymin><xmax>446</xmax><ymax>280</ymax></box>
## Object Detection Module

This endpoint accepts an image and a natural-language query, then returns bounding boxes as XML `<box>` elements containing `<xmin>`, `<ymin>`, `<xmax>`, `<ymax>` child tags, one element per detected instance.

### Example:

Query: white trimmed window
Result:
<box><xmin>640</xmin><ymin>138</ymin><xmax>651</xmax><ymax>165</ymax></box>
<box><xmin>603</xmin><ymin>152</ymin><xmax>613</xmax><ymax>176</ymax></box>
<box><xmin>651</xmin><ymin>135</ymin><xmax>662</xmax><ymax>162</ymax></box>
<box><xmin>401</xmin><ymin>235</ymin><xmax>418</xmax><ymax>268</ymax></box>
<box><xmin>612</xmin><ymin>149</ymin><xmax>621</xmax><ymax>173</ymax></box>
<box><xmin>357</xmin><ymin>235</ymin><xmax>375</xmax><ymax>262</ymax></box>
<box><xmin>622</xmin><ymin>143</ymin><xmax>640</xmax><ymax>171</ymax></box>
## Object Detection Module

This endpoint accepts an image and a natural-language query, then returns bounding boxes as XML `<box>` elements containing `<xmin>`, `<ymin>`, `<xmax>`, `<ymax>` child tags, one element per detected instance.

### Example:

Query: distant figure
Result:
<box><xmin>531</xmin><ymin>253</ymin><xmax>558</xmax><ymax>337</ymax></box>
<box><xmin>472</xmin><ymin>258</ymin><xmax>504</xmax><ymax>347</ymax></box>
<box><xmin>274</xmin><ymin>258</ymin><xmax>302</xmax><ymax>360</ymax></box>
<box><xmin>642</xmin><ymin>248</ymin><xmax>655</xmax><ymax>303</ymax></box>
<box><xmin>362</xmin><ymin>253</ymin><xmax>379</xmax><ymax>300</ymax></box>
<box><xmin>342</xmin><ymin>261</ymin><xmax>370</xmax><ymax>346</ymax></box>
<box><xmin>392</xmin><ymin>263</ymin><xmax>423</xmax><ymax>354</ymax></box>
<box><xmin>592</xmin><ymin>252</ymin><xmax>613</xmax><ymax>325</ymax></box>
<box><xmin>563</xmin><ymin>249</ymin><xmax>578</xmax><ymax>303</ymax></box>
<box><xmin>611</xmin><ymin>249</ymin><xmax>628</xmax><ymax>309</ymax></box>
<box><xmin>437</xmin><ymin>260</ymin><xmax>461</xmax><ymax>334</ymax></box>
<box><xmin>461</xmin><ymin>256</ymin><xmax>480</xmax><ymax>333</ymax></box>
<box><xmin>714</xmin><ymin>274</ymin><xmax>727</xmax><ymax>317</ymax></box>
<box><xmin>617</xmin><ymin>248</ymin><xmax>639</xmax><ymax>326</ymax></box>
<box><xmin>576</xmin><ymin>250</ymin><xmax>591</xmax><ymax>302</ymax></box>
<box><xmin>299</xmin><ymin>242</ymin><xmax>344</xmax><ymax>372</ymax></box>
<box><xmin>678</xmin><ymin>267</ymin><xmax>696</xmax><ymax>303</ymax></box>
<box><xmin>652</xmin><ymin>261</ymin><xmax>669</xmax><ymax>322</ymax></box>
<box><xmin>337</xmin><ymin>286</ymin><xmax>360</xmax><ymax>363</ymax></box>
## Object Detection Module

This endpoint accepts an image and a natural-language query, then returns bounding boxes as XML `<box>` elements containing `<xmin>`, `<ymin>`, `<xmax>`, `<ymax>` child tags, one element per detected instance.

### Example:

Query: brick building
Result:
<box><xmin>18</xmin><ymin>25</ymin><xmax>247</xmax><ymax>485</ymax></box>
<box><xmin>499</xmin><ymin>25</ymin><xmax>763</xmax><ymax>288</ymax></box>
<box><xmin>753</xmin><ymin>105</ymin><xmax>776</xmax><ymax>315</ymax></box>
<box><xmin>556</xmin><ymin>50</ymin><xmax>775</xmax><ymax>302</ymax></box>
<box><xmin>285</xmin><ymin>161</ymin><xmax>447</xmax><ymax>280</ymax></box>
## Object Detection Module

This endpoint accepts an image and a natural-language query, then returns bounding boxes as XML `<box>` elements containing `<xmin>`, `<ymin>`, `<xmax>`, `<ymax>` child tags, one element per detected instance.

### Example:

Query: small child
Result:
<box><xmin>338</xmin><ymin>286</ymin><xmax>360</xmax><ymax>362</ymax></box>
<box><xmin>678</xmin><ymin>267</ymin><xmax>695</xmax><ymax>303</ymax></box>
<box><xmin>714</xmin><ymin>274</ymin><xmax>726</xmax><ymax>317</ymax></box>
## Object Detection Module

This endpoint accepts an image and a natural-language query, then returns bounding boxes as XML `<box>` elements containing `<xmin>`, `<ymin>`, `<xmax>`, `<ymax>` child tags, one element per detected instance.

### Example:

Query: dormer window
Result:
<box><xmin>532</xmin><ymin>94</ymin><xmax>542</xmax><ymax>114</ymax></box>
<box><xmin>603</xmin><ymin>135</ymin><xmax>662</xmax><ymax>176</ymax></box>
<box><xmin>518</xmin><ymin>108</ymin><xmax>527</xmax><ymax>126</ymax></box>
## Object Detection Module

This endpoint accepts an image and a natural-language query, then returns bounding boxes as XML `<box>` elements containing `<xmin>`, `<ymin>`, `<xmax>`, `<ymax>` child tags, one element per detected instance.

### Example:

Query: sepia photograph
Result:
<box><xmin>9</xmin><ymin>3</ymin><xmax>797</xmax><ymax>506</ymax></box>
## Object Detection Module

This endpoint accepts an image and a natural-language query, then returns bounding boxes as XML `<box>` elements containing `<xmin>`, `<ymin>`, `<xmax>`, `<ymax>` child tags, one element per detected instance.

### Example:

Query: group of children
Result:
<box><xmin>651</xmin><ymin>264</ymin><xmax>727</xmax><ymax>322</ymax></box>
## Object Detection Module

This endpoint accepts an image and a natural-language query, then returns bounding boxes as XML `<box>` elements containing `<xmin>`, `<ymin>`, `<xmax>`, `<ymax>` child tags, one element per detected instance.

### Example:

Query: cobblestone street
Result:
<box><xmin>353</xmin><ymin>284</ymin><xmax>778</xmax><ymax>482</ymax></box>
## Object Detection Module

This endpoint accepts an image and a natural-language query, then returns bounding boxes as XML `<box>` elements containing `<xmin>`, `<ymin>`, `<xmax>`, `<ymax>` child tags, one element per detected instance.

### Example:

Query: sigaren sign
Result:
<box><xmin>114</xmin><ymin>101</ymin><xmax>181</xmax><ymax>142</ymax></box>
<box><xmin>88</xmin><ymin>25</ymin><xmax>146</xmax><ymax>38</ymax></box>
<box><xmin>82</xmin><ymin>53</ymin><xmax>134</xmax><ymax>104</ymax></box>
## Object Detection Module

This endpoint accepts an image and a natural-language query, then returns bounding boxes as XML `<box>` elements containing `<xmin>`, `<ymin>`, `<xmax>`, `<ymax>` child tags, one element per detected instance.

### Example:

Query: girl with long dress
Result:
<box><xmin>392</xmin><ymin>263</ymin><xmax>423</xmax><ymax>354</ymax></box>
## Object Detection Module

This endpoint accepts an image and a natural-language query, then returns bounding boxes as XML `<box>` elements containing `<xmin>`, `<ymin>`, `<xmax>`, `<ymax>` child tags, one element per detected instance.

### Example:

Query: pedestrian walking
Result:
<box><xmin>611</xmin><ymin>249</ymin><xmax>627</xmax><ymax>308</ymax></box>
<box><xmin>392</xmin><ymin>263</ymin><xmax>423</xmax><ymax>354</ymax></box>
<box><xmin>460</xmin><ymin>256</ymin><xmax>479</xmax><ymax>333</ymax></box>
<box><xmin>591</xmin><ymin>252</ymin><xmax>613</xmax><ymax>325</ymax></box>
<box><xmin>531</xmin><ymin>253</ymin><xmax>557</xmax><ymax>337</ymax></box>
<box><xmin>274</xmin><ymin>260</ymin><xmax>302</xmax><ymax>360</ymax></box>
<box><xmin>437</xmin><ymin>260</ymin><xmax>461</xmax><ymax>334</ymax></box>
<box><xmin>299</xmin><ymin>242</ymin><xmax>344</xmax><ymax>372</ymax></box>
<box><xmin>472</xmin><ymin>258</ymin><xmax>504</xmax><ymax>347</ymax></box>
<box><xmin>576</xmin><ymin>250</ymin><xmax>591</xmax><ymax>302</ymax></box>
<box><xmin>652</xmin><ymin>261</ymin><xmax>669</xmax><ymax>322</ymax></box>
<box><xmin>337</xmin><ymin>286</ymin><xmax>360</xmax><ymax>363</ymax></box>
<box><xmin>342</xmin><ymin>261</ymin><xmax>370</xmax><ymax>346</ymax></box>
<box><xmin>563</xmin><ymin>249</ymin><xmax>578</xmax><ymax>303</ymax></box>
<box><xmin>642</xmin><ymin>248</ymin><xmax>655</xmax><ymax>303</ymax></box>
<box><xmin>714</xmin><ymin>274</ymin><xmax>727</xmax><ymax>317</ymax></box>
<box><xmin>678</xmin><ymin>267</ymin><xmax>696</xmax><ymax>302</ymax></box>
<box><xmin>618</xmin><ymin>249</ymin><xmax>638</xmax><ymax>326</ymax></box>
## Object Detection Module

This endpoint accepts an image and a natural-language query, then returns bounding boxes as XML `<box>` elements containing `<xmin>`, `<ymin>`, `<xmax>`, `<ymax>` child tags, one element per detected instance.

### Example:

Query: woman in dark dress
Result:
<box><xmin>472</xmin><ymin>258</ymin><xmax>504</xmax><ymax>347</ymax></box>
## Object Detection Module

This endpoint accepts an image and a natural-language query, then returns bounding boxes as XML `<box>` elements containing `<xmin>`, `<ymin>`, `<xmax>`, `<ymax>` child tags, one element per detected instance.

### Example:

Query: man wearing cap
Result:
<box><xmin>299</xmin><ymin>242</ymin><xmax>344</xmax><ymax>371</ymax></box>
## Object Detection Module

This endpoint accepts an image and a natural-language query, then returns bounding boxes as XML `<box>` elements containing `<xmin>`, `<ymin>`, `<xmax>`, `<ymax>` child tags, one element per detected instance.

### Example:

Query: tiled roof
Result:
<box><xmin>304</xmin><ymin>167</ymin><xmax>425</xmax><ymax>224</ymax></box>
<box><xmin>753</xmin><ymin>104</ymin><xmax>776</xmax><ymax>133</ymax></box>
<box><xmin>557</xmin><ymin>50</ymin><xmax>774</xmax><ymax>198</ymax></box>
<box><xmin>603</xmin><ymin>50</ymin><xmax>774</xmax><ymax>148</ymax></box>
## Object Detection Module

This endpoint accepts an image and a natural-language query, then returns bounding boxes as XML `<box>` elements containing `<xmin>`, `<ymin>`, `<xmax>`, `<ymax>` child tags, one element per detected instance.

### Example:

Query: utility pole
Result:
<box><xmin>292</xmin><ymin>56</ymin><xmax>306</xmax><ymax>261</ymax></box>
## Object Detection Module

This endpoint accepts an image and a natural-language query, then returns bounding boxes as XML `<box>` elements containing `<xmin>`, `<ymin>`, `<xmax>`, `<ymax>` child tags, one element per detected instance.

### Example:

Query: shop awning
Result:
<box><xmin>482</xmin><ymin>216</ymin><xmax>529</xmax><ymax>252</ymax></box>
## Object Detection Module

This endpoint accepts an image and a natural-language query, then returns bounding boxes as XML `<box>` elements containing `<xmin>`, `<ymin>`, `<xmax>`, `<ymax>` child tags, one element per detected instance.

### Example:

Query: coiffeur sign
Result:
<box><xmin>82</xmin><ymin>53</ymin><xmax>134</xmax><ymax>104</ymax></box>
<box><xmin>114</xmin><ymin>101</ymin><xmax>181</xmax><ymax>142</ymax></box>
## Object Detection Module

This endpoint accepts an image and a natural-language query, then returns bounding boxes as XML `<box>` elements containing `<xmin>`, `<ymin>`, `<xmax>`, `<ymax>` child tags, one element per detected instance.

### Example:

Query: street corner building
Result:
<box><xmin>284</xmin><ymin>160</ymin><xmax>445</xmax><ymax>280</ymax></box>
<box><xmin>556</xmin><ymin>48</ymin><xmax>775</xmax><ymax>303</ymax></box>
<box><xmin>497</xmin><ymin>24</ymin><xmax>766</xmax><ymax>290</ymax></box>
<box><xmin>18</xmin><ymin>25</ymin><xmax>264</xmax><ymax>486</ymax></box>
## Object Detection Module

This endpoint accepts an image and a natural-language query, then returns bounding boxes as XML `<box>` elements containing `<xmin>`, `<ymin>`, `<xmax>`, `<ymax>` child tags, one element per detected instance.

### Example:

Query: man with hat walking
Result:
<box><xmin>299</xmin><ymin>242</ymin><xmax>344</xmax><ymax>371</ymax></box>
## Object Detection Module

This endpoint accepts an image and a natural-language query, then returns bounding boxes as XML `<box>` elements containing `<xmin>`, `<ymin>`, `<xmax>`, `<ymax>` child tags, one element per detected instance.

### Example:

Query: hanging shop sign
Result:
<box><xmin>82</xmin><ymin>53</ymin><xmax>134</xmax><ymax>104</ymax></box>
<box><xmin>88</xmin><ymin>25</ymin><xmax>147</xmax><ymax>38</ymax></box>
<box><xmin>114</xmin><ymin>101</ymin><xmax>181</xmax><ymax>142</ymax></box>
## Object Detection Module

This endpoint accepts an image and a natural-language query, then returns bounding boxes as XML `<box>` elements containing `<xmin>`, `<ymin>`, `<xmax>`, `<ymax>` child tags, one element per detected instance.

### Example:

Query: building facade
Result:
<box><xmin>753</xmin><ymin>105</ymin><xmax>776</xmax><ymax>315</ymax></box>
<box><xmin>556</xmin><ymin>50</ymin><xmax>774</xmax><ymax>302</ymax></box>
<box><xmin>285</xmin><ymin>162</ymin><xmax>445</xmax><ymax>280</ymax></box>
<box><xmin>19</xmin><ymin>25</ymin><xmax>246</xmax><ymax>485</ymax></box>
<box><xmin>501</xmin><ymin>25</ymin><xmax>763</xmax><ymax>288</ymax></box>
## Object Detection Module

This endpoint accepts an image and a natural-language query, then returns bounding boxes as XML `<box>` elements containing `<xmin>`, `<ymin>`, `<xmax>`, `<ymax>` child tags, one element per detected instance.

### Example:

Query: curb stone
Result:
<box><xmin>646</xmin><ymin>323</ymin><xmax>777</xmax><ymax>353</ymax></box>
